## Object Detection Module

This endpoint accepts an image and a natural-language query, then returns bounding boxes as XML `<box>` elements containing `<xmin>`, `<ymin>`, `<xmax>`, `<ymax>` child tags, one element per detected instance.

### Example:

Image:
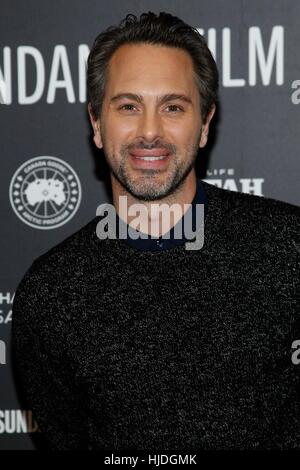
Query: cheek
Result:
<box><xmin>167</xmin><ymin>126</ymin><xmax>198</xmax><ymax>148</ymax></box>
<box><xmin>104</xmin><ymin>116</ymin><xmax>137</xmax><ymax>146</ymax></box>
<box><xmin>106</xmin><ymin>113</ymin><xmax>138</xmax><ymax>136</ymax></box>
<box><xmin>165</xmin><ymin>114</ymin><xmax>201</xmax><ymax>144</ymax></box>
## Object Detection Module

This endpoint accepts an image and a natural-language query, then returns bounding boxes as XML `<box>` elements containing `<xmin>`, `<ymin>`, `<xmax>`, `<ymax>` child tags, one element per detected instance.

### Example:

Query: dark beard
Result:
<box><xmin>102</xmin><ymin>134</ymin><xmax>201</xmax><ymax>201</ymax></box>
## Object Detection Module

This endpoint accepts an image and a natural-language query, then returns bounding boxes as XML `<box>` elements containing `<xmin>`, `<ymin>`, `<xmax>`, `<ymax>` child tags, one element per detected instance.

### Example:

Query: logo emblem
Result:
<box><xmin>9</xmin><ymin>156</ymin><xmax>82</xmax><ymax>229</ymax></box>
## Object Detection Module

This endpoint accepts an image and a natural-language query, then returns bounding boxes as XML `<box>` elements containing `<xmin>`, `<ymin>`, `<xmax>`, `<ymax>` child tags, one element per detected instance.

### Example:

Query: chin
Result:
<box><xmin>126</xmin><ymin>180</ymin><xmax>175</xmax><ymax>201</ymax></box>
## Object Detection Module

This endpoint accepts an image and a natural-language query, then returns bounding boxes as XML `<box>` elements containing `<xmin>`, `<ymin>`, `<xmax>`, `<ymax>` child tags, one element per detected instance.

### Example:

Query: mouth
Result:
<box><xmin>133</xmin><ymin>155</ymin><xmax>167</xmax><ymax>161</ymax></box>
<box><xmin>129</xmin><ymin>149</ymin><xmax>171</xmax><ymax>168</ymax></box>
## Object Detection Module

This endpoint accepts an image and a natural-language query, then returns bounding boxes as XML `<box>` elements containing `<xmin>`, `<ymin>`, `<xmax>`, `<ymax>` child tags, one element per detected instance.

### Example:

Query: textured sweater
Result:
<box><xmin>12</xmin><ymin>180</ymin><xmax>300</xmax><ymax>450</ymax></box>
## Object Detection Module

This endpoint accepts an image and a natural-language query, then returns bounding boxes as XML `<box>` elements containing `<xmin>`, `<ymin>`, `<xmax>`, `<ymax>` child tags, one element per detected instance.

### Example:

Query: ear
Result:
<box><xmin>88</xmin><ymin>102</ymin><xmax>103</xmax><ymax>149</ymax></box>
<box><xmin>199</xmin><ymin>104</ymin><xmax>216</xmax><ymax>148</ymax></box>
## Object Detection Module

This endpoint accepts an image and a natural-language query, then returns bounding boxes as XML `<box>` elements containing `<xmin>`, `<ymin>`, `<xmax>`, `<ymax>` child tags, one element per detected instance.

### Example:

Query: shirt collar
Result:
<box><xmin>115</xmin><ymin>178</ymin><xmax>208</xmax><ymax>252</ymax></box>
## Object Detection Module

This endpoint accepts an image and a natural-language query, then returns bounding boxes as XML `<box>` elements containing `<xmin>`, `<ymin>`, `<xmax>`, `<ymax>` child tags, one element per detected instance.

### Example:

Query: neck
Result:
<box><xmin>111</xmin><ymin>170</ymin><xmax>197</xmax><ymax>237</ymax></box>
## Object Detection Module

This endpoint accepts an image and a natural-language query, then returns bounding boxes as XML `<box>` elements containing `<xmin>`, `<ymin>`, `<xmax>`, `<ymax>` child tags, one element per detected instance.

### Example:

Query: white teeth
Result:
<box><xmin>136</xmin><ymin>156</ymin><xmax>166</xmax><ymax>161</ymax></box>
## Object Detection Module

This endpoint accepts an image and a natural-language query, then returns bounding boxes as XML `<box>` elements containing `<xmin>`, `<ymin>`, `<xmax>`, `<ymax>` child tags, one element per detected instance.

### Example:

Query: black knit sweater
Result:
<box><xmin>12</xmin><ymin>181</ymin><xmax>300</xmax><ymax>450</ymax></box>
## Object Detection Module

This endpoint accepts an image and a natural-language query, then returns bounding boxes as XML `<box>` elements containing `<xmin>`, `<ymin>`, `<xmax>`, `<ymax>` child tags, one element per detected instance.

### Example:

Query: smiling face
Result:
<box><xmin>89</xmin><ymin>43</ymin><xmax>215</xmax><ymax>201</ymax></box>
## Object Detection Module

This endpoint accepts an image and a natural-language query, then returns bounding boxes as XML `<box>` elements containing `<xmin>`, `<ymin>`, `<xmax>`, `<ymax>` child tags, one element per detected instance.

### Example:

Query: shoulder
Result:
<box><xmin>32</xmin><ymin>216</ymin><xmax>100</xmax><ymax>274</ymax></box>
<box><xmin>202</xmin><ymin>179</ymin><xmax>300</xmax><ymax>217</ymax></box>
<box><xmin>201</xmin><ymin>180</ymin><xmax>300</xmax><ymax>238</ymax></box>
<box><xmin>12</xmin><ymin>217</ymin><xmax>100</xmax><ymax>324</ymax></box>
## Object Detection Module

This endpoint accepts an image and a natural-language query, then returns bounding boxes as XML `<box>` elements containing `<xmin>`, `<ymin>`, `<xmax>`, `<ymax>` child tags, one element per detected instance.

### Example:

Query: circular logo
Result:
<box><xmin>9</xmin><ymin>156</ymin><xmax>82</xmax><ymax>230</ymax></box>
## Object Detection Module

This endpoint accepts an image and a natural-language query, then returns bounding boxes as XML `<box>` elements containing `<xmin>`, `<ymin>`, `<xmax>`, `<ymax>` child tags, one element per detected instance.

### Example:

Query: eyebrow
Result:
<box><xmin>110</xmin><ymin>93</ymin><xmax>193</xmax><ymax>105</ymax></box>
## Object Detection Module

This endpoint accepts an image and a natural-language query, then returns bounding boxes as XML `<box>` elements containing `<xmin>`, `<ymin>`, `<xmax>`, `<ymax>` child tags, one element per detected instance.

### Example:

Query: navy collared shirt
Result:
<box><xmin>115</xmin><ymin>179</ymin><xmax>208</xmax><ymax>252</ymax></box>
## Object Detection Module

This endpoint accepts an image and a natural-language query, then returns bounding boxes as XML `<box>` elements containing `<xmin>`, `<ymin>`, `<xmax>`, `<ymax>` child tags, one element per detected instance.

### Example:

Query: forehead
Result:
<box><xmin>105</xmin><ymin>43</ymin><xmax>197</xmax><ymax>96</ymax></box>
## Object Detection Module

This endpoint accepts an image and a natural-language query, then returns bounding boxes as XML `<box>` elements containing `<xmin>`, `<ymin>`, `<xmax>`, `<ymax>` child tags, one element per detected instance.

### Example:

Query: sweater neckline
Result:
<box><xmin>92</xmin><ymin>180</ymin><xmax>227</xmax><ymax>257</ymax></box>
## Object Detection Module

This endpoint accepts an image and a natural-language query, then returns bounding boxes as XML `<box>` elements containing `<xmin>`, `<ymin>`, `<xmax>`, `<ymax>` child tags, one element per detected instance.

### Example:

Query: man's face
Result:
<box><xmin>89</xmin><ymin>43</ymin><xmax>214</xmax><ymax>201</ymax></box>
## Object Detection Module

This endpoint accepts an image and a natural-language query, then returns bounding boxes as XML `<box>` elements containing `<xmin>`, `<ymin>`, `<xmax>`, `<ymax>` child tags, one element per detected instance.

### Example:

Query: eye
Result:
<box><xmin>165</xmin><ymin>104</ymin><xmax>184</xmax><ymax>112</ymax></box>
<box><xmin>119</xmin><ymin>104</ymin><xmax>137</xmax><ymax>111</ymax></box>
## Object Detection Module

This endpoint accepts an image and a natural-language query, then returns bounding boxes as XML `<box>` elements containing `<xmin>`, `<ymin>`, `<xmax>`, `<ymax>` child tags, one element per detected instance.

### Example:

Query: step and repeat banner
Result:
<box><xmin>0</xmin><ymin>0</ymin><xmax>299</xmax><ymax>450</ymax></box>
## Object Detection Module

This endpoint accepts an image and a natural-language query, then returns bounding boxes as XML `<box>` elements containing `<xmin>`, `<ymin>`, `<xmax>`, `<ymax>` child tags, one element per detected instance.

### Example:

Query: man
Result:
<box><xmin>12</xmin><ymin>12</ymin><xmax>300</xmax><ymax>451</ymax></box>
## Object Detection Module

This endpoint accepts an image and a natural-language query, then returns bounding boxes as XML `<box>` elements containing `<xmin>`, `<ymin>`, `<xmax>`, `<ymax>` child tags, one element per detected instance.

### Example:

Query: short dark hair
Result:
<box><xmin>87</xmin><ymin>11</ymin><xmax>219</xmax><ymax>122</ymax></box>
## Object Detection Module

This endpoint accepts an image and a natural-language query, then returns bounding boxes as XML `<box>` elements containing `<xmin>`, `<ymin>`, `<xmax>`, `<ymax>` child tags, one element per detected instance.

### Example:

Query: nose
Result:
<box><xmin>137</xmin><ymin>108</ymin><xmax>163</xmax><ymax>142</ymax></box>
